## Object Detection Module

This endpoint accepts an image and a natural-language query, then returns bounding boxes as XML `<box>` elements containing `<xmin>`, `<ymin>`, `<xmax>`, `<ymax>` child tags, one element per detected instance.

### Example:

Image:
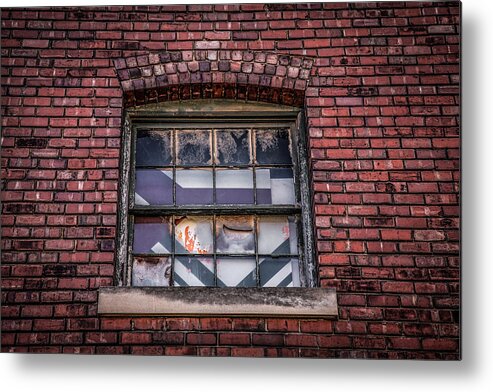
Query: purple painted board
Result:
<box><xmin>135</xmin><ymin>169</ymin><xmax>173</xmax><ymax>206</ymax></box>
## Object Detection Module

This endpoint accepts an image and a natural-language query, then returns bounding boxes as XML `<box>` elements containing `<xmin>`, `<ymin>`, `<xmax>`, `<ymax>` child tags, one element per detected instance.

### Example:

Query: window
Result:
<box><xmin>116</xmin><ymin>100</ymin><xmax>316</xmax><ymax>290</ymax></box>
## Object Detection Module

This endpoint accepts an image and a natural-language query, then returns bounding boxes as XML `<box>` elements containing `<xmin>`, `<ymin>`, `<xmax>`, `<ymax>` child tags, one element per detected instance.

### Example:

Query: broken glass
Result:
<box><xmin>255</xmin><ymin>129</ymin><xmax>292</xmax><ymax>164</ymax></box>
<box><xmin>175</xmin><ymin>169</ymin><xmax>213</xmax><ymax>205</ymax></box>
<box><xmin>217</xmin><ymin>257</ymin><xmax>256</xmax><ymax>287</ymax></box>
<box><xmin>215</xmin><ymin>169</ymin><xmax>254</xmax><ymax>205</ymax></box>
<box><xmin>176</xmin><ymin>130</ymin><xmax>212</xmax><ymax>166</ymax></box>
<box><xmin>133</xmin><ymin>216</ymin><xmax>172</xmax><ymax>254</ymax></box>
<box><xmin>136</xmin><ymin>129</ymin><xmax>173</xmax><ymax>167</ymax></box>
<box><xmin>215</xmin><ymin>129</ymin><xmax>250</xmax><ymax>165</ymax></box>
<box><xmin>132</xmin><ymin>256</ymin><xmax>171</xmax><ymax>286</ymax></box>
<box><xmin>259</xmin><ymin>257</ymin><xmax>300</xmax><ymax>287</ymax></box>
<box><xmin>174</xmin><ymin>216</ymin><xmax>213</xmax><ymax>255</ymax></box>
<box><xmin>135</xmin><ymin>169</ymin><xmax>173</xmax><ymax>206</ymax></box>
<box><xmin>256</xmin><ymin>168</ymin><xmax>296</xmax><ymax>205</ymax></box>
<box><xmin>173</xmin><ymin>256</ymin><xmax>215</xmax><ymax>286</ymax></box>
<box><xmin>258</xmin><ymin>216</ymin><xmax>298</xmax><ymax>255</ymax></box>
<box><xmin>216</xmin><ymin>216</ymin><xmax>255</xmax><ymax>254</ymax></box>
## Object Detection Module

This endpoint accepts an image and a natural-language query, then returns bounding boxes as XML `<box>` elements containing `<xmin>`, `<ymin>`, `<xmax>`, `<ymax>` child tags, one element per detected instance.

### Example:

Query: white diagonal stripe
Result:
<box><xmin>263</xmin><ymin>262</ymin><xmax>292</xmax><ymax>287</ymax></box>
<box><xmin>151</xmin><ymin>242</ymin><xmax>169</xmax><ymax>254</ymax></box>
<box><xmin>217</xmin><ymin>258</ymin><xmax>255</xmax><ymax>287</ymax></box>
<box><xmin>173</xmin><ymin>259</ymin><xmax>206</xmax><ymax>286</ymax></box>
<box><xmin>134</xmin><ymin>192</ymin><xmax>149</xmax><ymax>205</ymax></box>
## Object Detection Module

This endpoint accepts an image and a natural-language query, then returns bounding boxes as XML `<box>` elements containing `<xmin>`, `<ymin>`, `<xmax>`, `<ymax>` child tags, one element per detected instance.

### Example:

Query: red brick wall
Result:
<box><xmin>1</xmin><ymin>2</ymin><xmax>460</xmax><ymax>359</ymax></box>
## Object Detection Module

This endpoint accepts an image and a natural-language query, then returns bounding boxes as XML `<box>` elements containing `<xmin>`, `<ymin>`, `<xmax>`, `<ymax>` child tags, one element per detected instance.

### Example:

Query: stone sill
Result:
<box><xmin>98</xmin><ymin>287</ymin><xmax>337</xmax><ymax>318</ymax></box>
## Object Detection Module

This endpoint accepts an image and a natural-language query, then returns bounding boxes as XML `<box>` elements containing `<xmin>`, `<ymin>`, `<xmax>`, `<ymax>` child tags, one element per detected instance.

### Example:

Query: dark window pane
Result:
<box><xmin>133</xmin><ymin>216</ymin><xmax>172</xmax><ymax>254</ymax></box>
<box><xmin>258</xmin><ymin>216</ymin><xmax>298</xmax><ymax>255</ymax></box>
<box><xmin>176</xmin><ymin>130</ymin><xmax>212</xmax><ymax>166</ymax></box>
<box><xmin>256</xmin><ymin>168</ymin><xmax>296</xmax><ymax>205</ymax></box>
<box><xmin>216</xmin><ymin>216</ymin><xmax>255</xmax><ymax>254</ymax></box>
<box><xmin>174</xmin><ymin>216</ymin><xmax>213</xmax><ymax>254</ymax></box>
<box><xmin>259</xmin><ymin>257</ymin><xmax>300</xmax><ymax>287</ymax></box>
<box><xmin>217</xmin><ymin>257</ymin><xmax>256</xmax><ymax>287</ymax></box>
<box><xmin>175</xmin><ymin>169</ymin><xmax>213</xmax><ymax>205</ymax></box>
<box><xmin>136</xmin><ymin>129</ymin><xmax>173</xmax><ymax>166</ymax></box>
<box><xmin>132</xmin><ymin>256</ymin><xmax>171</xmax><ymax>286</ymax></box>
<box><xmin>255</xmin><ymin>129</ymin><xmax>292</xmax><ymax>164</ymax></box>
<box><xmin>135</xmin><ymin>169</ymin><xmax>173</xmax><ymax>206</ymax></box>
<box><xmin>216</xmin><ymin>129</ymin><xmax>250</xmax><ymax>165</ymax></box>
<box><xmin>216</xmin><ymin>169</ymin><xmax>254</xmax><ymax>205</ymax></box>
<box><xmin>173</xmin><ymin>256</ymin><xmax>215</xmax><ymax>287</ymax></box>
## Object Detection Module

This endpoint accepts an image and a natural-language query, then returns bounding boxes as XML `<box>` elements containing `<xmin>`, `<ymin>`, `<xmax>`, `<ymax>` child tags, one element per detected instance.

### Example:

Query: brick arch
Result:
<box><xmin>113</xmin><ymin>50</ymin><xmax>314</xmax><ymax>108</ymax></box>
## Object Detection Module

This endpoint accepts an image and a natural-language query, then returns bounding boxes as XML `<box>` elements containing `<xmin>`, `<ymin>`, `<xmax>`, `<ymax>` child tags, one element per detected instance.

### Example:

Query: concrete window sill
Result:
<box><xmin>97</xmin><ymin>287</ymin><xmax>338</xmax><ymax>318</ymax></box>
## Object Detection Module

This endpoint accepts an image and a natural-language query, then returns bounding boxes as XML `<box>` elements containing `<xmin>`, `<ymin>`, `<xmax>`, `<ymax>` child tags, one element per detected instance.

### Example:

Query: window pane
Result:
<box><xmin>133</xmin><ymin>216</ymin><xmax>172</xmax><ymax>254</ymax></box>
<box><xmin>176</xmin><ymin>130</ymin><xmax>212</xmax><ymax>166</ymax></box>
<box><xmin>256</xmin><ymin>168</ymin><xmax>296</xmax><ymax>205</ymax></box>
<box><xmin>176</xmin><ymin>169</ymin><xmax>213</xmax><ymax>205</ymax></box>
<box><xmin>136</xmin><ymin>129</ymin><xmax>173</xmax><ymax>166</ymax></box>
<box><xmin>135</xmin><ymin>169</ymin><xmax>173</xmax><ymax>206</ymax></box>
<box><xmin>258</xmin><ymin>216</ymin><xmax>298</xmax><ymax>255</ymax></box>
<box><xmin>216</xmin><ymin>216</ymin><xmax>255</xmax><ymax>254</ymax></box>
<box><xmin>259</xmin><ymin>257</ymin><xmax>300</xmax><ymax>287</ymax></box>
<box><xmin>132</xmin><ymin>256</ymin><xmax>171</xmax><ymax>286</ymax></box>
<box><xmin>173</xmin><ymin>256</ymin><xmax>215</xmax><ymax>286</ymax></box>
<box><xmin>216</xmin><ymin>169</ymin><xmax>254</xmax><ymax>205</ymax></box>
<box><xmin>216</xmin><ymin>129</ymin><xmax>250</xmax><ymax>165</ymax></box>
<box><xmin>217</xmin><ymin>257</ymin><xmax>256</xmax><ymax>287</ymax></box>
<box><xmin>175</xmin><ymin>216</ymin><xmax>213</xmax><ymax>254</ymax></box>
<box><xmin>255</xmin><ymin>129</ymin><xmax>292</xmax><ymax>164</ymax></box>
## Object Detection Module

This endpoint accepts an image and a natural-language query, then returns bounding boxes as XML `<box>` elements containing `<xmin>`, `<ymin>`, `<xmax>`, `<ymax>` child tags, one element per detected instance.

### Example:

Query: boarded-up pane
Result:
<box><xmin>217</xmin><ymin>257</ymin><xmax>256</xmax><ymax>287</ymax></box>
<box><xmin>176</xmin><ymin>130</ymin><xmax>212</xmax><ymax>166</ymax></box>
<box><xmin>133</xmin><ymin>216</ymin><xmax>172</xmax><ymax>254</ymax></box>
<box><xmin>259</xmin><ymin>257</ymin><xmax>300</xmax><ymax>287</ymax></box>
<box><xmin>258</xmin><ymin>216</ymin><xmax>298</xmax><ymax>255</ymax></box>
<box><xmin>135</xmin><ymin>169</ymin><xmax>173</xmax><ymax>206</ymax></box>
<box><xmin>173</xmin><ymin>256</ymin><xmax>215</xmax><ymax>286</ymax></box>
<box><xmin>216</xmin><ymin>129</ymin><xmax>250</xmax><ymax>165</ymax></box>
<box><xmin>136</xmin><ymin>129</ymin><xmax>173</xmax><ymax>166</ymax></box>
<box><xmin>175</xmin><ymin>216</ymin><xmax>213</xmax><ymax>254</ymax></box>
<box><xmin>256</xmin><ymin>168</ymin><xmax>296</xmax><ymax>205</ymax></box>
<box><xmin>255</xmin><ymin>129</ymin><xmax>292</xmax><ymax>164</ymax></box>
<box><xmin>216</xmin><ymin>216</ymin><xmax>255</xmax><ymax>254</ymax></box>
<box><xmin>176</xmin><ymin>169</ymin><xmax>213</xmax><ymax>205</ymax></box>
<box><xmin>216</xmin><ymin>169</ymin><xmax>254</xmax><ymax>204</ymax></box>
<box><xmin>132</xmin><ymin>256</ymin><xmax>171</xmax><ymax>286</ymax></box>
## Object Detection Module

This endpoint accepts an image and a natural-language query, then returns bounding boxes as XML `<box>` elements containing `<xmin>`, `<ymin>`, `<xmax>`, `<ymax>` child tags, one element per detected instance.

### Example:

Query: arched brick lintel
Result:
<box><xmin>113</xmin><ymin>50</ymin><xmax>314</xmax><ymax>108</ymax></box>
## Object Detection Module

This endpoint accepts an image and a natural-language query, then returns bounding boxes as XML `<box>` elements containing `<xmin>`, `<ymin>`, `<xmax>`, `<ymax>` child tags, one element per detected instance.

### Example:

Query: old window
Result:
<box><xmin>116</xmin><ymin>100</ymin><xmax>316</xmax><ymax>289</ymax></box>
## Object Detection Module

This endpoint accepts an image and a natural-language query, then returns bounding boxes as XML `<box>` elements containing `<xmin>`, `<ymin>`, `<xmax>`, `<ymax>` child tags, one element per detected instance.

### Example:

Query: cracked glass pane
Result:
<box><xmin>216</xmin><ymin>216</ymin><xmax>255</xmax><ymax>254</ymax></box>
<box><xmin>215</xmin><ymin>129</ymin><xmax>250</xmax><ymax>165</ymax></box>
<box><xmin>258</xmin><ymin>216</ymin><xmax>298</xmax><ymax>255</ymax></box>
<box><xmin>173</xmin><ymin>256</ymin><xmax>215</xmax><ymax>287</ymax></box>
<box><xmin>255</xmin><ymin>129</ymin><xmax>292</xmax><ymax>164</ymax></box>
<box><xmin>216</xmin><ymin>168</ymin><xmax>254</xmax><ymax>205</ymax></box>
<box><xmin>132</xmin><ymin>256</ymin><xmax>171</xmax><ymax>286</ymax></box>
<box><xmin>175</xmin><ymin>169</ymin><xmax>213</xmax><ymax>205</ymax></box>
<box><xmin>256</xmin><ymin>168</ymin><xmax>296</xmax><ymax>205</ymax></box>
<box><xmin>136</xmin><ymin>129</ymin><xmax>173</xmax><ymax>166</ymax></box>
<box><xmin>217</xmin><ymin>257</ymin><xmax>256</xmax><ymax>287</ymax></box>
<box><xmin>176</xmin><ymin>129</ymin><xmax>212</xmax><ymax>166</ymax></box>
<box><xmin>135</xmin><ymin>169</ymin><xmax>173</xmax><ymax>206</ymax></box>
<box><xmin>175</xmin><ymin>216</ymin><xmax>213</xmax><ymax>254</ymax></box>
<box><xmin>133</xmin><ymin>216</ymin><xmax>172</xmax><ymax>254</ymax></box>
<box><xmin>259</xmin><ymin>257</ymin><xmax>300</xmax><ymax>287</ymax></box>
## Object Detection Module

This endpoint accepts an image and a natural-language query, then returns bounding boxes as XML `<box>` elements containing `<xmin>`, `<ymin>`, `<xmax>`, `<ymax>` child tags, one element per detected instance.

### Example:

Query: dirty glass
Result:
<box><xmin>176</xmin><ymin>130</ymin><xmax>212</xmax><ymax>166</ymax></box>
<box><xmin>216</xmin><ymin>216</ymin><xmax>255</xmax><ymax>254</ymax></box>
<box><xmin>216</xmin><ymin>169</ymin><xmax>254</xmax><ymax>204</ymax></box>
<box><xmin>256</xmin><ymin>168</ymin><xmax>296</xmax><ymax>205</ymax></box>
<box><xmin>133</xmin><ymin>216</ymin><xmax>172</xmax><ymax>254</ymax></box>
<box><xmin>132</xmin><ymin>256</ymin><xmax>171</xmax><ymax>286</ymax></box>
<box><xmin>174</xmin><ymin>216</ymin><xmax>213</xmax><ymax>254</ymax></box>
<box><xmin>216</xmin><ymin>129</ymin><xmax>250</xmax><ymax>165</ymax></box>
<box><xmin>136</xmin><ymin>129</ymin><xmax>173</xmax><ymax>167</ymax></box>
<box><xmin>173</xmin><ymin>256</ymin><xmax>215</xmax><ymax>286</ymax></box>
<box><xmin>257</xmin><ymin>216</ymin><xmax>298</xmax><ymax>255</ymax></box>
<box><xmin>135</xmin><ymin>169</ymin><xmax>173</xmax><ymax>206</ymax></box>
<box><xmin>217</xmin><ymin>257</ymin><xmax>256</xmax><ymax>287</ymax></box>
<box><xmin>255</xmin><ymin>129</ymin><xmax>292</xmax><ymax>165</ymax></box>
<box><xmin>175</xmin><ymin>169</ymin><xmax>213</xmax><ymax>205</ymax></box>
<box><xmin>259</xmin><ymin>257</ymin><xmax>300</xmax><ymax>287</ymax></box>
